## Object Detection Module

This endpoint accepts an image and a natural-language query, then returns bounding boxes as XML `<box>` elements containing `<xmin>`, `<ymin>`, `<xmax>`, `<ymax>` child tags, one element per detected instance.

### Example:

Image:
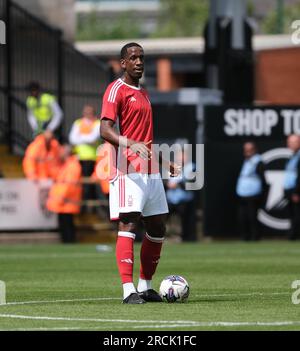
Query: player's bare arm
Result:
<box><xmin>100</xmin><ymin>118</ymin><xmax>152</xmax><ymax>160</ymax></box>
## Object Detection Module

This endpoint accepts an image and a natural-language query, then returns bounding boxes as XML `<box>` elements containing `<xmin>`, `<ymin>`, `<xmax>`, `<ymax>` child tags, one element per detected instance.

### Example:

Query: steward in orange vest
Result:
<box><xmin>47</xmin><ymin>145</ymin><xmax>82</xmax><ymax>243</ymax></box>
<box><xmin>23</xmin><ymin>131</ymin><xmax>60</xmax><ymax>180</ymax></box>
<box><xmin>92</xmin><ymin>142</ymin><xmax>111</xmax><ymax>196</ymax></box>
<box><xmin>47</xmin><ymin>146</ymin><xmax>82</xmax><ymax>214</ymax></box>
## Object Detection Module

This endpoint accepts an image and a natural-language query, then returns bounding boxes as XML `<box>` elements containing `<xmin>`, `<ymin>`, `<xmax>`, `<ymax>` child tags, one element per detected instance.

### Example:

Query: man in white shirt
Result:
<box><xmin>69</xmin><ymin>104</ymin><xmax>101</xmax><ymax>206</ymax></box>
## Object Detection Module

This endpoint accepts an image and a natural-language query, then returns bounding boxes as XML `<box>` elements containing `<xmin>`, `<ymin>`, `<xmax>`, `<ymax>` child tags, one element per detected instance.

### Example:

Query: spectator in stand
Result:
<box><xmin>236</xmin><ymin>142</ymin><xmax>268</xmax><ymax>241</ymax></box>
<box><xmin>23</xmin><ymin>130</ymin><xmax>61</xmax><ymax>181</ymax></box>
<box><xmin>26</xmin><ymin>82</ymin><xmax>63</xmax><ymax>137</ymax></box>
<box><xmin>91</xmin><ymin>142</ymin><xmax>111</xmax><ymax>219</ymax></box>
<box><xmin>47</xmin><ymin>144</ymin><xmax>82</xmax><ymax>243</ymax></box>
<box><xmin>91</xmin><ymin>142</ymin><xmax>111</xmax><ymax>198</ymax></box>
<box><xmin>283</xmin><ymin>134</ymin><xmax>300</xmax><ymax>240</ymax></box>
<box><xmin>69</xmin><ymin>105</ymin><xmax>101</xmax><ymax>210</ymax></box>
<box><xmin>166</xmin><ymin>144</ymin><xmax>197</xmax><ymax>242</ymax></box>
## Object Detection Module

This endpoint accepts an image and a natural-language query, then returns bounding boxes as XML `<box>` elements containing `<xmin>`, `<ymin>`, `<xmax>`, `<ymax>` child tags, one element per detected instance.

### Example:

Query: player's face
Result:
<box><xmin>121</xmin><ymin>46</ymin><xmax>145</xmax><ymax>79</ymax></box>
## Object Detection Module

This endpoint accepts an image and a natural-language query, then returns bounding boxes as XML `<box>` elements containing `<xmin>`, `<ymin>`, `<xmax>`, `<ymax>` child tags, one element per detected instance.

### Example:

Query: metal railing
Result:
<box><xmin>0</xmin><ymin>0</ymin><xmax>110</xmax><ymax>153</ymax></box>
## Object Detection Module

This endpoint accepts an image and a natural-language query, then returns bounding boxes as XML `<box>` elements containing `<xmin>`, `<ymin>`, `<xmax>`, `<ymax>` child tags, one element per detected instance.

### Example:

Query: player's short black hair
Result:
<box><xmin>120</xmin><ymin>42</ymin><xmax>143</xmax><ymax>59</ymax></box>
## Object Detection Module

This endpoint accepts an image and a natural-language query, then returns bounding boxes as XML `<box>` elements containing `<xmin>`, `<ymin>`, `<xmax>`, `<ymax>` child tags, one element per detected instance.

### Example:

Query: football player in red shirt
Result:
<box><xmin>100</xmin><ymin>43</ymin><xmax>179</xmax><ymax>304</ymax></box>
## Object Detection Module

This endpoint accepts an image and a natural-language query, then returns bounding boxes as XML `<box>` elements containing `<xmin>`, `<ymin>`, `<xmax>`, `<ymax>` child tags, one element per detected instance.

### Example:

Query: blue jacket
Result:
<box><xmin>166</xmin><ymin>162</ymin><xmax>196</xmax><ymax>205</ymax></box>
<box><xmin>236</xmin><ymin>154</ymin><xmax>265</xmax><ymax>197</ymax></box>
<box><xmin>284</xmin><ymin>150</ymin><xmax>300</xmax><ymax>192</ymax></box>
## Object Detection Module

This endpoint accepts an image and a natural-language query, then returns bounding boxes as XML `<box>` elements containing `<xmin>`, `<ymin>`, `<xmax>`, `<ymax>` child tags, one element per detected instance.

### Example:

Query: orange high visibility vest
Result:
<box><xmin>92</xmin><ymin>143</ymin><xmax>111</xmax><ymax>195</ymax></box>
<box><xmin>47</xmin><ymin>156</ymin><xmax>82</xmax><ymax>214</ymax></box>
<box><xmin>23</xmin><ymin>135</ymin><xmax>61</xmax><ymax>180</ymax></box>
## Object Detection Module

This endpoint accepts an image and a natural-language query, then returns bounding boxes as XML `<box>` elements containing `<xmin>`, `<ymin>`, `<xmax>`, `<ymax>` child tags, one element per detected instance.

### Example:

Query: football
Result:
<box><xmin>159</xmin><ymin>275</ymin><xmax>190</xmax><ymax>303</ymax></box>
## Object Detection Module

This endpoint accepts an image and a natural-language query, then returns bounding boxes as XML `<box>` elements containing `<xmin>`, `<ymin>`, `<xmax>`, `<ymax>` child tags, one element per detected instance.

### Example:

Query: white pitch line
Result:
<box><xmin>0</xmin><ymin>325</ymin><xmax>142</xmax><ymax>331</ymax></box>
<box><xmin>135</xmin><ymin>321</ymin><xmax>300</xmax><ymax>328</ymax></box>
<box><xmin>133</xmin><ymin>324</ymin><xmax>204</xmax><ymax>329</ymax></box>
<box><xmin>195</xmin><ymin>292</ymin><xmax>290</xmax><ymax>298</ymax></box>
<box><xmin>0</xmin><ymin>314</ymin><xmax>199</xmax><ymax>324</ymax></box>
<box><xmin>1</xmin><ymin>314</ymin><xmax>300</xmax><ymax>329</ymax></box>
<box><xmin>4</xmin><ymin>297</ymin><xmax>120</xmax><ymax>306</ymax></box>
<box><xmin>0</xmin><ymin>326</ymin><xmax>189</xmax><ymax>331</ymax></box>
<box><xmin>0</xmin><ymin>325</ymin><xmax>152</xmax><ymax>331</ymax></box>
<box><xmin>1</xmin><ymin>291</ymin><xmax>290</xmax><ymax>308</ymax></box>
<box><xmin>0</xmin><ymin>327</ymin><xmax>86</xmax><ymax>331</ymax></box>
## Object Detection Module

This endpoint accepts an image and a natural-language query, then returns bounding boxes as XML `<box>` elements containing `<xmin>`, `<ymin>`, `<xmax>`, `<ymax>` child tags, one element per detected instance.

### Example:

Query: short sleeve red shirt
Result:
<box><xmin>100</xmin><ymin>78</ymin><xmax>158</xmax><ymax>178</ymax></box>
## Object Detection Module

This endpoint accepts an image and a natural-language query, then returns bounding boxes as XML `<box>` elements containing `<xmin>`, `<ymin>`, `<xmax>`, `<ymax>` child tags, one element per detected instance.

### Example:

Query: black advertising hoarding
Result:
<box><xmin>152</xmin><ymin>104</ymin><xmax>197</xmax><ymax>146</ymax></box>
<box><xmin>204</xmin><ymin>105</ymin><xmax>300</xmax><ymax>237</ymax></box>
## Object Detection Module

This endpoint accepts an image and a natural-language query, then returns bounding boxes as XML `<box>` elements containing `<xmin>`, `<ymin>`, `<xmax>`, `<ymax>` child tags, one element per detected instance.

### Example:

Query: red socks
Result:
<box><xmin>140</xmin><ymin>233</ymin><xmax>164</xmax><ymax>280</ymax></box>
<box><xmin>116</xmin><ymin>231</ymin><xmax>164</xmax><ymax>286</ymax></box>
<box><xmin>116</xmin><ymin>231</ymin><xmax>135</xmax><ymax>284</ymax></box>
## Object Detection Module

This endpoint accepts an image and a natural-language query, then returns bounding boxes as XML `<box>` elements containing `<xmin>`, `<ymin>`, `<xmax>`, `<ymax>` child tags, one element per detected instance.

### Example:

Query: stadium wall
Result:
<box><xmin>255</xmin><ymin>47</ymin><xmax>300</xmax><ymax>105</ymax></box>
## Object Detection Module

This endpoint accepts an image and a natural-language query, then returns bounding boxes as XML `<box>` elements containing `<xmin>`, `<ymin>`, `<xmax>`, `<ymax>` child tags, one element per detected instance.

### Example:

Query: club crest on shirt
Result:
<box><xmin>128</xmin><ymin>195</ymin><xmax>133</xmax><ymax>207</ymax></box>
<box><xmin>129</xmin><ymin>97</ymin><xmax>136</xmax><ymax>102</ymax></box>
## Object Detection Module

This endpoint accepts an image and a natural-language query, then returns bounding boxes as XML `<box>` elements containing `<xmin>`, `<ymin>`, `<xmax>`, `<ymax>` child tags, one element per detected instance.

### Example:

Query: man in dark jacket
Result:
<box><xmin>284</xmin><ymin>134</ymin><xmax>300</xmax><ymax>240</ymax></box>
<box><xmin>236</xmin><ymin>142</ymin><xmax>268</xmax><ymax>241</ymax></box>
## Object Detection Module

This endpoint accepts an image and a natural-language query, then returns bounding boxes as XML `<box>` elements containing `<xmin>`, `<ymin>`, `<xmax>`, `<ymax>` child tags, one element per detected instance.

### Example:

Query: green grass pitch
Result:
<box><xmin>0</xmin><ymin>241</ymin><xmax>300</xmax><ymax>331</ymax></box>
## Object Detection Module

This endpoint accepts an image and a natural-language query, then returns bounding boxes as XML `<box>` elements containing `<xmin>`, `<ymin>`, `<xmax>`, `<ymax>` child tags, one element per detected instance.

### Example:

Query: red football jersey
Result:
<box><xmin>100</xmin><ymin>78</ymin><xmax>158</xmax><ymax>178</ymax></box>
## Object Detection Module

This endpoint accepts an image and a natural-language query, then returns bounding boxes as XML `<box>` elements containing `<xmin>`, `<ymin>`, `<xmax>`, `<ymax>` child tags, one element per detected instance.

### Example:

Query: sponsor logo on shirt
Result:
<box><xmin>128</xmin><ymin>195</ymin><xmax>133</xmax><ymax>207</ymax></box>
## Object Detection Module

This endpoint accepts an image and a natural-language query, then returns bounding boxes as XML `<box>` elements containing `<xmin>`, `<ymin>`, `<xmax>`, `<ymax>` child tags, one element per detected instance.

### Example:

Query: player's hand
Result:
<box><xmin>129</xmin><ymin>140</ymin><xmax>152</xmax><ymax>160</ymax></box>
<box><xmin>169</xmin><ymin>162</ymin><xmax>181</xmax><ymax>177</ymax></box>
